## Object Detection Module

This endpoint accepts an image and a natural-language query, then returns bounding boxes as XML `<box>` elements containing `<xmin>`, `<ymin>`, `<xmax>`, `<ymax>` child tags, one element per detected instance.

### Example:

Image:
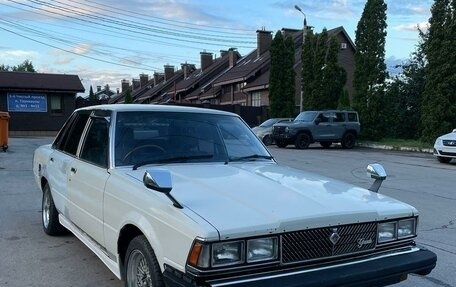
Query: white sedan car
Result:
<box><xmin>33</xmin><ymin>104</ymin><xmax>436</xmax><ymax>287</ymax></box>
<box><xmin>433</xmin><ymin>129</ymin><xmax>456</xmax><ymax>163</ymax></box>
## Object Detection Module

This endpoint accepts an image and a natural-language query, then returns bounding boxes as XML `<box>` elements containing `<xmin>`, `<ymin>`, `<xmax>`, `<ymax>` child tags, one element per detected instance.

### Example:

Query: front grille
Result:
<box><xmin>272</xmin><ymin>126</ymin><xmax>286</xmax><ymax>135</ymax></box>
<box><xmin>443</xmin><ymin>140</ymin><xmax>456</xmax><ymax>147</ymax></box>
<box><xmin>281</xmin><ymin>222</ymin><xmax>377</xmax><ymax>264</ymax></box>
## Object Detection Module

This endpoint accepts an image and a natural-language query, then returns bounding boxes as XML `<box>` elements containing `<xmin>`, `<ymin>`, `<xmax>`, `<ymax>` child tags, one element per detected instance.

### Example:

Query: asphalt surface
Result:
<box><xmin>0</xmin><ymin>138</ymin><xmax>454</xmax><ymax>287</ymax></box>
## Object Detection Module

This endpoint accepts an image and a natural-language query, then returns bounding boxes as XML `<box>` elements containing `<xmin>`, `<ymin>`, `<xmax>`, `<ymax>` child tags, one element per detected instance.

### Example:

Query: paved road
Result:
<box><xmin>0</xmin><ymin>138</ymin><xmax>454</xmax><ymax>287</ymax></box>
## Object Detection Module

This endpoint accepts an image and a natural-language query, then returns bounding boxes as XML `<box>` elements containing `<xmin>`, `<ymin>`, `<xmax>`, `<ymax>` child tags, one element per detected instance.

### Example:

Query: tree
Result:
<box><xmin>88</xmin><ymin>85</ymin><xmax>97</xmax><ymax>101</ymax></box>
<box><xmin>385</xmin><ymin>29</ymin><xmax>427</xmax><ymax>139</ymax></box>
<box><xmin>353</xmin><ymin>0</ymin><xmax>388</xmax><ymax>140</ymax></box>
<box><xmin>301</xmin><ymin>29</ymin><xmax>346</xmax><ymax>110</ymax></box>
<box><xmin>421</xmin><ymin>0</ymin><xmax>456</xmax><ymax>143</ymax></box>
<box><xmin>269</xmin><ymin>31</ymin><xmax>295</xmax><ymax>117</ymax></box>
<box><xmin>0</xmin><ymin>60</ymin><xmax>36</xmax><ymax>72</ymax></box>
<box><xmin>124</xmin><ymin>88</ymin><xmax>133</xmax><ymax>104</ymax></box>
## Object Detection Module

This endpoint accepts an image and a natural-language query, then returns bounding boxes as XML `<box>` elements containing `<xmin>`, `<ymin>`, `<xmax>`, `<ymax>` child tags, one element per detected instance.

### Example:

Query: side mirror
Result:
<box><xmin>367</xmin><ymin>164</ymin><xmax>387</xmax><ymax>193</ymax></box>
<box><xmin>453</xmin><ymin>129</ymin><xmax>456</xmax><ymax>133</ymax></box>
<box><xmin>143</xmin><ymin>169</ymin><xmax>183</xmax><ymax>208</ymax></box>
<box><xmin>315</xmin><ymin>118</ymin><xmax>321</xmax><ymax>125</ymax></box>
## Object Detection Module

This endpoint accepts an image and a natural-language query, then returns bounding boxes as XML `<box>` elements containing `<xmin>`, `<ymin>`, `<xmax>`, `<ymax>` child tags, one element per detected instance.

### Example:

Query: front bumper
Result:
<box><xmin>163</xmin><ymin>247</ymin><xmax>436</xmax><ymax>287</ymax></box>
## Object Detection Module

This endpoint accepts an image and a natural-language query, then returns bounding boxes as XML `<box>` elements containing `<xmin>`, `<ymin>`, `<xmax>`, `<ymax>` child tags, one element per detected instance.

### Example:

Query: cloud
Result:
<box><xmin>0</xmin><ymin>49</ymin><xmax>38</xmax><ymax>61</ymax></box>
<box><xmin>54</xmin><ymin>57</ymin><xmax>74</xmax><ymax>65</ymax></box>
<box><xmin>72</xmin><ymin>43</ymin><xmax>92</xmax><ymax>55</ymax></box>
<box><xmin>387</xmin><ymin>1</ymin><xmax>432</xmax><ymax>16</ymax></box>
<box><xmin>274</xmin><ymin>0</ymin><xmax>365</xmax><ymax>20</ymax></box>
<box><xmin>394</xmin><ymin>21</ymin><xmax>429</xmax><ymax>32</ymax></box>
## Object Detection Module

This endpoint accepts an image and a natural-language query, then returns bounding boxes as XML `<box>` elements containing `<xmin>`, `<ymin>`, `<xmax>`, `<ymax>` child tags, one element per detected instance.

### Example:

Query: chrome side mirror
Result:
<box><xmin>367</xmin><ymin>164</ymin><xmax>387</xmax><ymax>193</ymax></box>
<box><xmin>452</xmin><ymin>128</ymin><xmax>456</xmax><ymax>133</ymax></box>
<box><xmin>143</xmin><ymin>169</ymin><xmax>183</xmax><ymax>208</ymax></box>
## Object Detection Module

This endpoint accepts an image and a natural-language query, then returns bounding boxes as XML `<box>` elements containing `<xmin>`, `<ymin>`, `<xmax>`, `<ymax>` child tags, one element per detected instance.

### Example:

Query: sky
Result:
<box><xmin>0</xmin><ymin>0</ymin><xmax>433</xmax><ymax>95</ymax></box>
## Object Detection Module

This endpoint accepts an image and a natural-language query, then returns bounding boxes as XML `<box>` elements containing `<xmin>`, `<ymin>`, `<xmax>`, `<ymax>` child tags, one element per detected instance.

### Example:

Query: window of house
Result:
<box><xmin>50</xmin><ymin>95</ymin><xmax>63</xmax><ymax>114</ymax></box>
<box><xmin>252</xmin><ymin>92</ymin><xmax>261</xmax><ymax>107</ymax></box>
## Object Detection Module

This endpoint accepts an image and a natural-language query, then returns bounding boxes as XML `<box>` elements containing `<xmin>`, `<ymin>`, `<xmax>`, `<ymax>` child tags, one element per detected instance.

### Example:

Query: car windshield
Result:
<box><xmin>259</xmin><ymin>119</ymin><xmax>278</xmax><ymax>127</ymax></box>
<box><xmin>114</xmin><ymin>111</ymin><xmax>272</xmax><ymax>167</ymax></box>
<box><xmin>294</xmin><ymin>111</ymin><xmax>317</xmax><ymax>122</ymax></box>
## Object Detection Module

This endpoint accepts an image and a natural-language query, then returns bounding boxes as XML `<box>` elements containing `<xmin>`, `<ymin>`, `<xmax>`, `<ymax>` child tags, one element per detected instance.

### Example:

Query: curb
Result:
<box><xmin>357</xmin><ymin>143</ymin><xmax>433</xmax><ymax>154</ymax></box>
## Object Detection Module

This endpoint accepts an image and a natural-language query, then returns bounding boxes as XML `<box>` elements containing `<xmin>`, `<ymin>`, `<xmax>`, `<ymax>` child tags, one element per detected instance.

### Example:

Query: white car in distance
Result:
<box><xmin>434</xmin><ymin>128</ymin><xmax>456</xmax><ymax>163</ymax></box>
<box><xmin>33</xmin><ymin>104</ymin><xmax>436</xmax><ymax>287</ymax></box>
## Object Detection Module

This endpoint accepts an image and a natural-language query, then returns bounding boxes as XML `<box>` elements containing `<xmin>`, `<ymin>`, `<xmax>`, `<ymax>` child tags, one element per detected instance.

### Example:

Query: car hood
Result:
<box><xmin>438</xmin><ymin>131</ymin><xmax>456</xmax><ymax>140</ymax></box>
<box><xmin>126</xmin><ymin>163</ymin><xmax>416</xmax><ymax>239</ymax></box>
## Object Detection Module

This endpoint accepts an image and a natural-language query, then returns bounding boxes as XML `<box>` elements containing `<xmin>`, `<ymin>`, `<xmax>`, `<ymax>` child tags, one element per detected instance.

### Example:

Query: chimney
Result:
<box><xmin>220</xmin><ymin>50</ymin><xmax>228</xmax><ymax>57</ymax></box>
<box><xmin>181</xmin><ymin>63</ymin><xmax>190</xmax><ymax>78</ymax></box>
<box><xmin>139</xmin><ymin>74</ymin><xmax>149</xmax><ymax>88</ymax></box>
<box><xmin>228</xmin><ymin>48</ymin><xmax>238</xmax><ymax>68</ymax></box>
<box><xmin>132</xmin><ymin>78</ymin><xmax>140</xmax><ymax>90</ymax></box>
<box><xmin>121</xmin><ymin>79</ymin><xmax>130</xmax><ymax>93</ymax></box>
<box><xmin>153</xmin><ymin>73</ymin><xmax>164</xmax><ymax>85</ymax></box>
<box><xmin>164</xmin><ymin>65</ymin><xmax>175</xmax><ymax>81</ymax></box>
<box><xmin>200</xmin><ymin>52</ymin><xmax>213</xmax><ymax>72</ymax></box>
<box><xmin>97</xmin><ymin>85</ymin><xmax>101</xmax><ymax>92</ymax></box>
<box><xmin>256</xmin><ymin>29</ymin><xmax>272</xmax><ymax>57</ymax></box>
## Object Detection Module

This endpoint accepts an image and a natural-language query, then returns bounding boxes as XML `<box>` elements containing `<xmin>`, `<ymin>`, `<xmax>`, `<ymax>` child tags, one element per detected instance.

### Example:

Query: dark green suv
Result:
<box><xmin>272</xmin><ymin>110</ymin><xmax>360</xmax><ymax>149</ymax></box>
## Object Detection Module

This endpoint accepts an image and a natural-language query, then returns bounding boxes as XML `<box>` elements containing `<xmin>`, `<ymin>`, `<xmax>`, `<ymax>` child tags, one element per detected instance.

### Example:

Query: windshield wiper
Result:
<box><xmin>133</xmin><ymin>154</ymin><xmax>214</xmax><ymax>170</ymax></box>
<box><xmin>228</xmin><ymin>154</ymin><xmax>273</xmax><ymax>162</ymax></box>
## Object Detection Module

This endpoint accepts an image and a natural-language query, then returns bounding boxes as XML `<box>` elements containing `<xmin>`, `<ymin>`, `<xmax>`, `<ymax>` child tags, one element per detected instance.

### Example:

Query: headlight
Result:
<box><xmin>212</xmin><ymin>241</ymin><xmax>244</xmax><ymax>267</ymax></box>
<box><xmin>247</xmin><ymin>237</ymin><xmax>278</xmax><ymax>262</ymax></box>
<box><xmin>398</xmin><ymin>219</ymin><xmax>416</xmax><ymax>238</ymax></box>
<box><xmin>285</xmin><ymin>127</ymin><xmax>289</xmax><ymax>133</ymax></box>
<box><xmin>377</xmin><ymin>218</ymin><xmax>417</xmax><ymax>244</ymax></box>
<box><xmin>434</xmin><ymin>139</ymin><xmax>442</xmax><ymax>146</ymax></box>
<box><xmin>378</xmin><ymin>222</ymin><xmax>397</xmax><ymax>243</ymax></box>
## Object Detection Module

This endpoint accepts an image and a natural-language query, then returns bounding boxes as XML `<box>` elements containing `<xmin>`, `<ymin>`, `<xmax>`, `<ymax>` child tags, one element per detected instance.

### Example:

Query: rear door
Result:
<box><xmin>46</xmin><ymin>112</ymin><xmax>90</xmax><ymax>215</ymax></box>
<box><xmin>67</xmin><ymin>112</ymin><xmax>111</xmax><ymax>246</ymax></box>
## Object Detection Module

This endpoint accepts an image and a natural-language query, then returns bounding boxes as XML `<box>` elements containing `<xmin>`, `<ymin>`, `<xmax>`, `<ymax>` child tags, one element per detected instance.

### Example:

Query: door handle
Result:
<box><xmin>70</xmin><ymin>167</ymin><xmax>77</xmax><ymax>174</ymax></box>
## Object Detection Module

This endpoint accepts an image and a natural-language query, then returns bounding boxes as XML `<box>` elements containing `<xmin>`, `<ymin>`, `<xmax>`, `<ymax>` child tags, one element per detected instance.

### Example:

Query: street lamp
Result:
<box><xmin>295</xmin><ymin>4</ymin><xmax>307</xmax><ymax>112</ymax></box>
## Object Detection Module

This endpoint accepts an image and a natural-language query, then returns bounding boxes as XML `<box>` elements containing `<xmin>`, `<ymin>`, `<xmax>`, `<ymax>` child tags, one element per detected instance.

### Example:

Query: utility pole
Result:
<box><xmin>295</xmin><ymin>5</ymin><xmax>307</xmax><ymax>112</ymax></box>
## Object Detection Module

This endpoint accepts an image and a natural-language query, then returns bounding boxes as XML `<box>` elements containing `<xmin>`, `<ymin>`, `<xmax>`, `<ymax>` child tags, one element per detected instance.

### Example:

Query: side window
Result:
<box><xmin>348</xmin><ymin>113</ymin><xmax>358</xmax><ymax>122</ymax></box>
<box><xmin>335</xmin><ymin>113</ymin><xmax>345</xmax><ymax>122</ymax></box>
<box><xmin>61</xmin><ymin>113</ymin><xmax>90</xmax><ymax>155</ymax></box>
<box><xmin>317</xmin><ymin>113</ymin><xmax>330</xmax><ymax>123</ymax></box>
<box><xmin>53</xmin><ymin>113</ymin><xmax>76</xmax><ymax>150</ymax></box>
<box><xmin>80</xmin><ymin>118</ymin><xmax>109</xmax><ymax>167</ymax></box>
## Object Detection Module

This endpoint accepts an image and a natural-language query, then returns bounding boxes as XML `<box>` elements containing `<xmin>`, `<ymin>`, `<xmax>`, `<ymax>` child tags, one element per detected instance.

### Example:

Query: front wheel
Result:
<box><xmin>125</xmin><ymin>235</ymin><xmax>165</xmax><ymax>287</ymax></box>
<box><xmin>295</xmin><ymin>133</ymin><xmax>311</xmax><ymax>149</ymax></box>
<box><xmin>262</xmin><ymin>135</ymin><xmax>273</xmax><ymax>146</ymax></box>
<box><xmin>42</xmin><ymin>183</ymin><xmax>67</xmax><ymax>235</ymax></box>
<box><xmin>276</xmin><ymin>140</ymin><xmax>287</xmax><ymax>148</ymax></box>
<box><xmin>341</xmin><ymin>133</ymin><xmax>356</xmax><ymax>149</ymax></box>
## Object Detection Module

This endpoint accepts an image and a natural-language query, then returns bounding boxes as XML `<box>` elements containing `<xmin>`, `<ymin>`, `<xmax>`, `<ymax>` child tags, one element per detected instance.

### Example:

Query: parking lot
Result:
<box><xmin>0</xmin><ymin>137</ymin><xmax>454</xmax><ymax>287</ymax></box>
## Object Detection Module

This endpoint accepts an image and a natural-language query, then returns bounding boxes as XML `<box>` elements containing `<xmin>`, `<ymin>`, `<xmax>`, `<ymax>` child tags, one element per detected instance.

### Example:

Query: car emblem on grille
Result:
<box><xmin>329</xmin><ymin>228</ymin><xmax>340</xmax><ymax>245</ymax></box>
<box><xmin>357</xmin><ymin>238</ymin><xmax>373</xmax><ymax>248</ymax></box>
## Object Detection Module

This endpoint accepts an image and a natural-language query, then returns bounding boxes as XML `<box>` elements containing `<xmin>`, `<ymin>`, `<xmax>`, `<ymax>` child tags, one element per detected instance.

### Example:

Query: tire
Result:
<box><xmin>295</xmin><ymin>133</ymin><xmax>311</xmax><ymax>149</ymax></box>
<box><xmin>437</xmin><ymin>156</ymin><xmax>451</xmax><ymax>163</ymax></box>
<box><xmin>341</xmin><ymin>132</ymin><xmax>356</xmax><ymax>149</ymax></box>
<box><xmin>262</xmin><ymin>135</ymin><xmax>273</xmax><ymax>146</ymax></box>
<box><xmin>320</xmin><ymin>142</ymin><xmax>332</xmax><ymax>148</ymax></box>
<box><xmin>42</xmin><ymin>183</ymin><xmax>67</xmax><ymax>235</ymax></box>
<box><xmin>124</xmin><ymin>235</ymin><xmax>165</xmax><ymax>287</ymax></box>
<box><xmin>276</xmin><ymin>141</ymin><xmax>287</xmax><ymax>148</ymax></box>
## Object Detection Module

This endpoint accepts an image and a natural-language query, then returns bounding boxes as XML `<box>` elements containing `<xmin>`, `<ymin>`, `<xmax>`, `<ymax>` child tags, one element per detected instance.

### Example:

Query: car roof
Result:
<box><xmin>75</xmin><ymin>104</ymin><xmax>237</xmax><ymax>117</ymax></box>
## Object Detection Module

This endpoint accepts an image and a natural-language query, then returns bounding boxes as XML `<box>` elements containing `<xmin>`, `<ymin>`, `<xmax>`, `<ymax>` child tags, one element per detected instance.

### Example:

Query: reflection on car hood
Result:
<box><xmin>126</xmin><ymin>163</ymin><xmax>416</xmax><ymax>239</ymax></box>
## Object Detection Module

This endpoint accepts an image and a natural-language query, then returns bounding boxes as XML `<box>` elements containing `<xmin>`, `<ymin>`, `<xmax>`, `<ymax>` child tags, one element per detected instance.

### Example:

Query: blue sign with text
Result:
<box><xmin>7</xmin><ymin>93</ymin><xmax>47</xmax><ymax>112</ymax></box>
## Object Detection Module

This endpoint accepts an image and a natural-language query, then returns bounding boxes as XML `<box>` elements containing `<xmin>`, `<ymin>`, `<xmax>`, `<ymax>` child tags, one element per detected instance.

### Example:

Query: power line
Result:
<box><xmin>0</xmin><ymin>23</ymin><xmax>163</xmax><ymax>71</ymax></box>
